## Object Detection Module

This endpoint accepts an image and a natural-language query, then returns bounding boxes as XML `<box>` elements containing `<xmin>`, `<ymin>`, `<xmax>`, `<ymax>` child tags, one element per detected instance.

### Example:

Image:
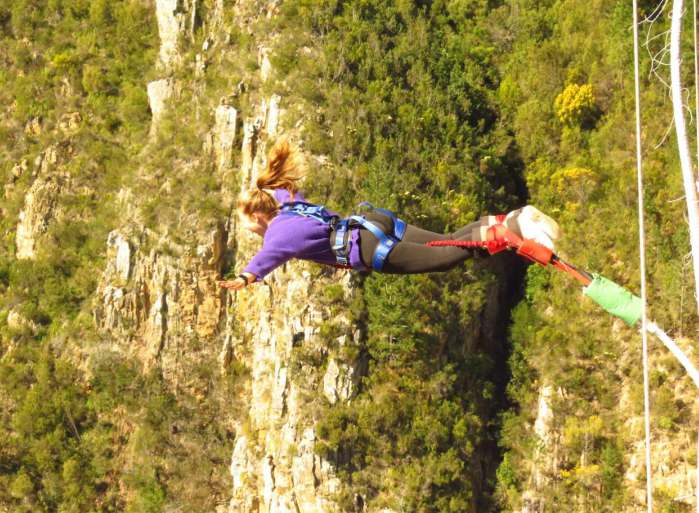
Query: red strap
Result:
<box><xmin>516</xmin><ymin>238</ymin><xmax>553</xmax><ymax>266</ymax></box>
<box><xmin>551</xmin><ymin>259</ymin><xmax>592</xmax><ymax>285</ymax></box>
<box><xmin>426</xmin><ymin>227</ymin><xmax>595</xmax><ymax>284</ymax></box>
<box><xmin>427</xmin><ymin>224</ymin><xmax>552</xmax><ymax>266</ymax></box>
<box><xmin>484</xmin><ymin>224</ymin><xmax>517</xmax><ymax>254</ymax></box>
<box><xmin>426</xmin><ymin>226</ymin><xmax>511</xmax><ymax>255</ymax></box>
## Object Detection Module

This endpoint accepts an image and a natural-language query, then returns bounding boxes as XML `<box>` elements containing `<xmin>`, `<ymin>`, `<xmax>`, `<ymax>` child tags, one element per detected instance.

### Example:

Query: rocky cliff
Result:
<box><xmin>6</xmin><ymin>1</ymin><xmax>699</xmax><ymax>512</ymax></box>
<box><xmin>515</xmin><ymin>324</ymin><xmax>699</xmax><ymax>513</ymax></box>
<box><xmin>0</xmin><ymin>1</ymin><xmax>530</xmax><ymax>511</ymax></box>
<box><xmin>90</xmin><ymin>2</ymin><xmax>364</xmax><ymax>511</ymax></box>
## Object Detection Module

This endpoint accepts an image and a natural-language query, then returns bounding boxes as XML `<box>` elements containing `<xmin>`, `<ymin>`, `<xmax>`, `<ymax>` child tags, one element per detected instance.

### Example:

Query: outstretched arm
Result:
<box><xmin>218</xmin><ymin>237</ymin><xmax>296</xmax><ymax>291</ymax></box>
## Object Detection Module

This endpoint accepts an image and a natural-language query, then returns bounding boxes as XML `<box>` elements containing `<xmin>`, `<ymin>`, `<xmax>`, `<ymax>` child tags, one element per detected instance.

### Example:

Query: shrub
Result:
<box><xmin>554</xmin><ymin>83</ymin><xmax>597</xmax><ymax>127</ymax></box>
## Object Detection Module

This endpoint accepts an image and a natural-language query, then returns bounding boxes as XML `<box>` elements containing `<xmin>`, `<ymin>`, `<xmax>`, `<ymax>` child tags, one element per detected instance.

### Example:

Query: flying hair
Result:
<box><xmin>238</xmin><ymin>138</ymin><xmax>305</xmax><ymax>219</ymax></box>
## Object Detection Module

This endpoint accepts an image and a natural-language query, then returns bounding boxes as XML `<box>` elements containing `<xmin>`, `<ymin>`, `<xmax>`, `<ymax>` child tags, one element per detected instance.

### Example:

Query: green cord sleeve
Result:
<box><xmin>582</xmin><ymin>274</ymin><xmax>643</xmax><ymax>326</ymax></box>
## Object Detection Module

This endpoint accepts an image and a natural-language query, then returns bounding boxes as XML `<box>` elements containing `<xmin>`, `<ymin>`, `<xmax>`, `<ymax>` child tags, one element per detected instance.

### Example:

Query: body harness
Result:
<box><xmin>279</xmin><ymin>201</ymin><xmax>406</xmax><ymax>271</ymax></box>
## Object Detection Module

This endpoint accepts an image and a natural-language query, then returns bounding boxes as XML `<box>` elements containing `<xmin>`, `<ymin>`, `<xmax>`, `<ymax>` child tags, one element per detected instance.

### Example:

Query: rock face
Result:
<box><xmin>213</xmin><ymin>103</ymin><xmax>238</xmax><ymax>172</ymax></box>
<box><xmin>258</xmin><ymin>45</ymin><xmax>273</xmax><ymax>83</ymax></box>
<box><xmin>93</xmin><ymin>93</ymin><xmax>358</xmax><ymax>510</ymax></box>
<box><xmin>225</xmin><ymin>268</ymin><xmax>360</xmax><ymax>513</ymax></box>
<box><xmin>94</xmin><ymin>222</ymin><xmax>228</xmax><ymax>376</ymax></box>
<box><xmin>323</xmin><ymin>356</ymin><xmax>360</xmax><ymax>404</ymax></box>
<box><xmin>15</xmin><ymin>145</ymin><xmax>67</xmax><ymax>260</ymax></box>
<box><xmin>518</xmin><ymin>384</ymin><xmax>558</xmax><ymax>513</ymax></box>
<box><xmin>90</xmin><ymin>2</ymin><xmax>360</xmax><ymax>511</ymax></box>
<box><xmin>155</xmin><ymin>0</ymin><xmax>186</xmax><ymax>70</ymax></box>
<box><xmin>107</xmin><ymin>231</ymin><xmax>132</xmax><ymax>283</ymax></box>
<box><xmin>7</xmin><ymin>309</ymin><xmax>37</xmax><ymax>334</ymax></box>
<box><xmin>147</xmin><ymin>78</ymin><xmax>175</xmax><ymax>130</ymax></box>
<box><xmin>223</xmin><ymin>89</ymin><xmax>359</xmax><ymax>513</ymax></box>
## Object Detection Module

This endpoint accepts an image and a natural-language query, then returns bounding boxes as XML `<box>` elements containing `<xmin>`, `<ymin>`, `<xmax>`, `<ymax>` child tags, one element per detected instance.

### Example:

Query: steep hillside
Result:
<box><xmin>3</xmin><ymin>1</ymin><xmax>696</xmax><ymax>512</ymax></box>
<box><xmin>492</xmin><ymin>1</ymin><xmax>699</xmax><ymax>512</ymax></box>
<box><xmin>0</xmin><ymin>1</ymin><xmax>524</xmax><ymax>512</ymax></box>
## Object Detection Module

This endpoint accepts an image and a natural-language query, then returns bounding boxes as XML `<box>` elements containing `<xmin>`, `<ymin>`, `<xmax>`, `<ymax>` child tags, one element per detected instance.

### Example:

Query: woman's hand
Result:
<box><xmin>217</xmin><ymin>278</ymin><xmax>247</xmax><ymax>290</ymax></box>
<box><xmin>217</xmin><ymin>273</ymin><xmax>256</xmax><ymax>291</ymax></box>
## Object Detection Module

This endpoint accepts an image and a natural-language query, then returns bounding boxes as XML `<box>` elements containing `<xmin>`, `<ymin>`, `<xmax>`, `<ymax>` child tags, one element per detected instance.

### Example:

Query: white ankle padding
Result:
<box><xmin>507</xmin><ymin>206</ymin><xmax>560</xmax><ymax>250</ymax></box>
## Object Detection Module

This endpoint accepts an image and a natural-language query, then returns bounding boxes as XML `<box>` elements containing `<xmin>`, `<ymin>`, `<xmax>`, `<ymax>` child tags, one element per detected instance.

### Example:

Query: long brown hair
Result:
<box><xmin>237</xmin><ymin>138</ymin><xmax>304</xmax><ymax>219</ymax></box>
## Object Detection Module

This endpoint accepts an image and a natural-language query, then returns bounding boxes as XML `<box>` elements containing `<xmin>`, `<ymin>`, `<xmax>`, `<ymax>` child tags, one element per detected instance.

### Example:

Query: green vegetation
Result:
<box><xmin>1</xmin><ymin>0</ymin><xmax>697</xmax><ymax>512</ymax></box>
<box><xmin>273</xmin><ymin>1</ymin><xmax>699</xmax><ymax>511</ymax></box>
<box><xmin>272</xmin><ymin>2</ymin><xmax>525</xmax><ymax>511</ymax></box>
<box><xmin>0</xmin><ymin>1</ymin><xmax>238</xmax><ymax>511</ymax></box>
<box><xmin>554</xmin><ymin>83</ymin><xmax>597</xmax><ymax>127</ymax></box>
<box><xmin>0</xmin><ymin>343</ymin><xmax>236</xmax><ymax>512</ymax></box>
<box><xmin>0</xmin><ymin>0</ymin><xmax>157</xmax><ymax>333</ymax></box>
<box><xmin>490</xmin><ymin>1</ymin><xmax>698</xmax><ymax>511</ymax></box>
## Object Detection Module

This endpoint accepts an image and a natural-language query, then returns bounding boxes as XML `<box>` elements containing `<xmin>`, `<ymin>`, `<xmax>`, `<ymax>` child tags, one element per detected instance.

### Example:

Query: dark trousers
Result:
<box><xmin>358</xmin><ymin>212</ymin><xmax>485</xmax><ymax>274</ymax></box>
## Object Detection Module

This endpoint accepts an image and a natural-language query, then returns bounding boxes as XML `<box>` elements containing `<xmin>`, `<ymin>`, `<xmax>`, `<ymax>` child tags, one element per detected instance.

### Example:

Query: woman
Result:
<box><xmin>218</xmin><ymin>139</ymin><xmax>560</xmax><ymax>291</ymax></box>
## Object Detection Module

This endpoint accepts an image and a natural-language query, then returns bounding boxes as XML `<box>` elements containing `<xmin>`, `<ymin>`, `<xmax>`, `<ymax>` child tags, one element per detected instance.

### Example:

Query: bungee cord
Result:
<box><xmin>632</xmin><ymin>0</ymin><xmax>655</xmax><ymax>508</ymax></box>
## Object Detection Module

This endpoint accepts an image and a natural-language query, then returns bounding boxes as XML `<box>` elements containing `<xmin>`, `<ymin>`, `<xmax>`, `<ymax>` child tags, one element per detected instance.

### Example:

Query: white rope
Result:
<box><xmin>646</xmin><ymin>322</ymin><xmax>699</xmax><ymax>387</ymax></box>
<box><xmin>671</xmin><ymin>0</ymin><xmax>699</xmax><ymax>316</ymax></box>
<box><xmin>694</xmin><ymin>0</ymin><xmax>699</xmax><ymax>192</ymax></box>
<box><xmin>693</xmin><ymin>4</ymin><xmax>699</xmax><ymax>511</ymax></box>
<box><xmin>669</xmin><ymin>0</ymin><xmax>699</xmax><ymax>504</ymax></box>
<box><xmin>632</xmin><ymin>1</ymin><xmax>655</xmax><ymax>510</ymax></box>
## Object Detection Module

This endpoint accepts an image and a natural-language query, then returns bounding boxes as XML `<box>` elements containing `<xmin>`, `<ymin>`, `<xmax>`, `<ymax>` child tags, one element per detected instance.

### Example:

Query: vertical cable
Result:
<box><xmin>694</xmin><ymin>16</ymin><xmax>699</xmax><ymax>513</ymax></box>
<box><xmin>694</xmin><ymin>0</ymin><xmax>699</xmax><ymax>178</ymax></box>
<box><xmin>632</xmin><ymin>0</ymin><xmax>654</xmax><ymax>511</ymax></box>
<box><xmin>685</xmin><ymin>2</ymin><xmax>699</xmax><ymax>508</ymax></box>
<box><xmin>694</xmin><ymin>10</ymin><xmax>699</xmax><ymax>509</ymax></box>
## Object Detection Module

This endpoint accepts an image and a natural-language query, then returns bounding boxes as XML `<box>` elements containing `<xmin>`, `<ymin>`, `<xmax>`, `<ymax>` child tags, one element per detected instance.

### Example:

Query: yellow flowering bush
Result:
<box><xmin>554</xmin><ymin>83</ymin><xmax>596</xmax><ymax>126</ymax></box>
<box><xmin>550</xmin><ymin>166</ymin><xmax>599</xmax><ymax>206</ymax></box>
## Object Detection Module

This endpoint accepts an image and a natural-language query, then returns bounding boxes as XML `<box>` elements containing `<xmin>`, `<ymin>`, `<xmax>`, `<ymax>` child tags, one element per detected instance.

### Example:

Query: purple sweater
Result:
<box><xmin>242</xmin><ymin>189</ymin><xmax>363</xmax><ymax>280</ymax></box>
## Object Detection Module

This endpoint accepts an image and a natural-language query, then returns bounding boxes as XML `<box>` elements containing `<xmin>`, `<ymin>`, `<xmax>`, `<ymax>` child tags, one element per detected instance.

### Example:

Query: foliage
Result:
<box><xmin>491</xmin><ymin>0</ymin><xmax>697</xmax><ymax>511</ymax></box>
<box><xmin>0</xmin><ymin>0</ymin><xmax>158</xmax><ymax>334</ymax></box>
<box><xmin>272</xmin><ymin>2</ymin><xmax>526</xmax><ymax>511</ymax></box>
<box><xmin>0</xmin><ymin>0</ymin><xmax>234</xmax><ymax>511</ymax></box>
<box><xmin>0</xmin><ymin>346</ymin><xmax>102</xmax><ymax>511</ymax></box>
<box><xmin>554</xmin><ymin>83</ymin><xmax>597</xmax><ymax>127</ymax></box>
<box><xmin>1</xmin><ymin>0</ymin><xmax>696</xmax><ymax>512</ymax></box>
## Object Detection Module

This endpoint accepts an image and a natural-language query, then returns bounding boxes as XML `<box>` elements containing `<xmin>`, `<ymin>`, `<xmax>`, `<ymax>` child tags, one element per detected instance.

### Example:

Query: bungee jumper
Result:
<box><xmin>217</xmin><ymin>139</ymin><xmax>561</xmax><ymax>291</ymax></box>
<box><xmin>217</xmin><ymin>139</ymin><xmax>699</xmax><ymax>389</ymax></box>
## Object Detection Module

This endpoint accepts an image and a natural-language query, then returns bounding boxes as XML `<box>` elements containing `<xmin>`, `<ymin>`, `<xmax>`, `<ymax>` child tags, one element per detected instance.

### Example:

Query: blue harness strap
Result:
<box><xmin>343</xmin><ymin>202</ymin><xmax>406</xmax><ymax>271</ymax></box>
<box><xmin>358</xmin><ymin>201</ymin><xmax>406</xmax><ymax>240</ymax></box>
<box><xmin>279</xmin><ymin>200</ymin><xmax>406</xmax><ymax>271</ymax></box>
<box><xmin>332</xmin><ymin>218</ymin><xmax>352</xmax><ymax>265</ymax></box>
<box><xmin>280</xmin><ymin>201</ymin><xmax>339</xmax><ymax>225</ymax></box>
<box><xmin>349</xmin><ymin>215</ymin><xmax>397</xmax><ymax>270</ymax></box>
